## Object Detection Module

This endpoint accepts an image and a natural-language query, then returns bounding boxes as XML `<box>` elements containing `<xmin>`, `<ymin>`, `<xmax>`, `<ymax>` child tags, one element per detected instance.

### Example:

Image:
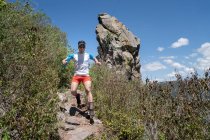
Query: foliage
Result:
<box><xmin>91</xmin><ymin>65</ymin><xmax>210</xmax><ymax>140</ymax></box>
<box><xmin>0</xmin><ymin>1</ymin><xmax>72</xmax><ymax>139</ymax></box>
<box><xmin>0</xmin><ymin>0</ymin><xmax>6</xmax><ymax>8</ymax></box>
<box><xmin>91</xmin><ymin>65</ymin><xmax>145</xmax><ymax>139</ymax></box>
<box><xmin>58</xmin><ymin>60</ymin><xmax>75</xmax><ymax>89</ymax></box>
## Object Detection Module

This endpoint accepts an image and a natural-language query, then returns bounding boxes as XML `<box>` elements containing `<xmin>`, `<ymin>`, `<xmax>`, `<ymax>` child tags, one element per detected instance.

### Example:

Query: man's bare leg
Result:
<box><xmin>84</xmin><ymin>81</ymin><xmax>94</xmax><ymax>124</ymax></box>
<box><xmin>84</xmin><ymin>81</ymin><xmax>93</xmax><ymax>102</ymax></box>
<box><xmin>71</xmin><ymin>82</ymin><xmax>81</xmax><ymax>107</ymax></box>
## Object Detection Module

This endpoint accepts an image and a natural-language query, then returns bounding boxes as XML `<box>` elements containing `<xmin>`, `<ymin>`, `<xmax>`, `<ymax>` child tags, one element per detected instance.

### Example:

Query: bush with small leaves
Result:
<box><xmin>91</xmin><ymin>65</ymin><xmax>210</xmax><ymax>139</ymax></box>
<box><xmin>0</xmin><ymin>1</ymin><xmax>73</xmax><ymax>139</ymax></box>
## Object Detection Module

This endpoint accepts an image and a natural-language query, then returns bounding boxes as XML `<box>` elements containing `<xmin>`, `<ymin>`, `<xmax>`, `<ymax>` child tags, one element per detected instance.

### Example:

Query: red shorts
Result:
<box><xmin>72</xmin><ymin>75</ymin><xmax>91</xmax><ymax>84</ymax></box>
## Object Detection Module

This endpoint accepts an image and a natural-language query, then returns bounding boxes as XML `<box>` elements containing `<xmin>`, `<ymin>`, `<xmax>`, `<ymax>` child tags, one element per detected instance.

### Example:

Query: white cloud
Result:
<box><xmin>142</xmin><ymin>61</ymin><xmax>166</xmax><ymax>72</ymax></box>
<box><xmin>196</xmin><ymin>42</ymin><xmax>210</xmax><ymax>70</ymax></box>
<box><xmin>154</xmin><ymin>78</ymin><xmax>164</xmax><ymax>82</ymax></box>
<box><xmin>197</xmin><ymin>42</ymin><xmax>210</xmax><ymax>58</ymax></box>
<box><xmin>171</xmin><ymin>38</ymin><xmax>189</xmax><ymax>48</ymax></box>
<box><xmin>167</xmin><ymin>71</ymin><xmax>185</xmax><ymax>78</ymax></box>
<box><xmin>185</xmin><ymin>53</ymin><xmax>198</xmax><ymax>59</ymax></box>
<box><xmin>189</xmin><ymin>53</ymin><xmax>198</xmax><ymax>57</ymax></box>
<box><xmin>159</xmin><ymin>56</ymin><xmax>175</xmax><ymax>59</ymax></box>
<box><xmin>196</xmin><ymin>57</ymin><xmax>210</xmax><ymax>70</ymax></box>
<box><xmin>173</xmin><ymin>63</ymin><xmax>185</xmax><ymax>69</ymax></box>
<box><xmin>163</xmin><ymin>59</ymin><xmax>173</xmax><ymax>64</ymax></box>
<box><xmin>167</xmin><ymin>71</ymin><xmax>177</xmax><ymax>78</ymax></box>
<box><xmin>163</xmin><ymin>59</ymin><xmax>185</xmax><ymax>69</ymax></box>
<box><xmin>157</xmin><ymin>47</ymin><xmax>164</xmax><ymax>52</ymax></box>
<box><xmin>163</xmin><ymin>59</ymin><xmax>195</xmax><ymax>76</ymax></box>
<box><xmin>184</xmin><ymin>67</ymin><xmax>195</xmax><ymax>73</ymax></box>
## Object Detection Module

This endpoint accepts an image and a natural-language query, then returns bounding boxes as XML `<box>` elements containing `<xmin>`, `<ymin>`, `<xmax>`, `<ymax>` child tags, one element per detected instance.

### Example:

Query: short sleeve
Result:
<box><xmin>66</xmin><ymin>54</ymin><xmax>74</xmax><ymax>63</ymax></box>
<box><xmin>89</xmin><ymin>54</ymin><xmax>95</xmax><ymax>60</ymax></box>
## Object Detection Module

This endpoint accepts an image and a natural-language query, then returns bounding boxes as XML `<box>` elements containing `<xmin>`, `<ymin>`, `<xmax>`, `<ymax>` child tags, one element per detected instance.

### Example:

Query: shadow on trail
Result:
<box><xmin>69</xmin><ymin>106</ymin><xmax>90</xmax><ymax>120</ymax></box>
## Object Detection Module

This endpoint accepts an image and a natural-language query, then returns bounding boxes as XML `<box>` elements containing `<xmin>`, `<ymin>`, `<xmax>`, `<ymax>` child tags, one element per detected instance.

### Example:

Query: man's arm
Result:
<box><xmin>90</xmin><ymin>54</ymin><xmax>101</xmax><ymax>65</ymax></box>
<box><xmin>93</xmin><ymin>58</ymin><xmax>101</xmax><ymax>65</ymax></box>
<box><xmin>62</xmin><ymin>54</ymin><xmax>74</xmax><ymax>65</ymax></box>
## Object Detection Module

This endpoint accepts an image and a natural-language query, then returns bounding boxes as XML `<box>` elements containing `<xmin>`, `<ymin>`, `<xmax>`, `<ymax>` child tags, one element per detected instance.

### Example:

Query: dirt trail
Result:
<box><xmin>57</xmin><ymin>90</ymin><xmax>103</xmax><ymax>140</ymax></box>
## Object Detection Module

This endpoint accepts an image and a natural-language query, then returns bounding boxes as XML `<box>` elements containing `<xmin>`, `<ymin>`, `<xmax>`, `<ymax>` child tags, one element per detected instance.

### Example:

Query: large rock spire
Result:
<box><xmin>96</xmin><ymin>13</ymin><xmax>141</xmax><ymax>80</ymax></box>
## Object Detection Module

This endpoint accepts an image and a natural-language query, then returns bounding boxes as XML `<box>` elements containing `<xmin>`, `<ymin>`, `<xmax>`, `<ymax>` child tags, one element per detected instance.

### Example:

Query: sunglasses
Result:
<box><xmin>79</xmin><ymin>46</ymin><xmax>85</xmax><ymax>48</ymax></box>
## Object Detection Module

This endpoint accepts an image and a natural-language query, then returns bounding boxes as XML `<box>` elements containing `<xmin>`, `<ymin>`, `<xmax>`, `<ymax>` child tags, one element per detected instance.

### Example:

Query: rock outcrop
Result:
<box><xmin>96</xmin><ymin>13</ymin><xmax>141</xmax><ymax>80</ymax></box>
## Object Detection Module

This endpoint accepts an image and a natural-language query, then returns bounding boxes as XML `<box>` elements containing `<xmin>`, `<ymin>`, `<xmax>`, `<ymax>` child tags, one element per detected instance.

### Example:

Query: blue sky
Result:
<box><xmin>12</xmin><ymin>0</ymin><xmax>210</xmax><ymax>81</ymax></box>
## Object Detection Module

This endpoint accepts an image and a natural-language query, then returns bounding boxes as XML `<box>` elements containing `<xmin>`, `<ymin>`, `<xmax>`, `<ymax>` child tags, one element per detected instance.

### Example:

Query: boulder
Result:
<box><xmin>96</xmin><ymin>13</ymin><xmax>141</xmax><ymax>80</ymax></box>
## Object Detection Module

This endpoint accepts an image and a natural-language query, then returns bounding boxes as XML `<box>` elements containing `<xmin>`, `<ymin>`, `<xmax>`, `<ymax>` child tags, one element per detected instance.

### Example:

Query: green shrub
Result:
<box><xmin>91</xmin><ymin>65</ymin><xmax>145</xmax><ymax>139</ymax></box>
<box><xmin>91</xmin><ymin>65</ymin><xmax>210</xmax><ymax>140</ymax></box>
<box><xmin>0</xmin><ymin>2</ymin><xmax>72</xmax><ymax>139</ymax></box>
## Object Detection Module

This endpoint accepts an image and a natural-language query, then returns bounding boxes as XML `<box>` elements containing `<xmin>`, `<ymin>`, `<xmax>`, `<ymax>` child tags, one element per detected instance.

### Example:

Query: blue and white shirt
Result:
<box><xmin>66</xmin><ymin>52</ymin><xmax>95</xmax><ymax>76</ymax></box>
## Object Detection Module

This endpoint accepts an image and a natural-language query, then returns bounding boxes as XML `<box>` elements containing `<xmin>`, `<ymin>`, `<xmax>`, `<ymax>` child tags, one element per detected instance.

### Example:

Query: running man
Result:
<box><xmin>62</xmin><ymin>40</ymin><xmax>101</xmax><ymax>124</ymax></box>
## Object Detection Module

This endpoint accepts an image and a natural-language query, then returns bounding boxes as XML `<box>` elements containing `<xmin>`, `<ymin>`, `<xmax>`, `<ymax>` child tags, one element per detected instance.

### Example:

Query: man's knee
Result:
<box><xmin>85</xmin><ymin>88</ymin><xmax>91</xmax><ymax>93</ymax></box>
<box><xmin>71</xmin><ymin>90</ymin><xmax>77</xmax><ymax>96</ymax></box>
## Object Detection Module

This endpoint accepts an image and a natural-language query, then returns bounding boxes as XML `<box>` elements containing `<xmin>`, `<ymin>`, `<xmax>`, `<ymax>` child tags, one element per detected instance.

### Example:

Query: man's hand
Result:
<box><xmin>94</xmin><ymin>58</ymin><xmax>101</xmax><ymax>66</ymax></box>
<box><xmin>96</xmin><ymin>61</ymin><xmax>101</xmax><ymax>65</ymax></box>
<box><xmin>62</xmin><ymin>59</ymin><xmax>67</xmax><ymax>65</ymax></box>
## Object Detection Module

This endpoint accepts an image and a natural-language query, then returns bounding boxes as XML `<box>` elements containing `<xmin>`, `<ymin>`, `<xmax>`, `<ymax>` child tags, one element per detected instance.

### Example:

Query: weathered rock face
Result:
<box><xmin>96</xmin><ymin>13</ymin><xmax>141</xmax><ymax>80</ymax></box>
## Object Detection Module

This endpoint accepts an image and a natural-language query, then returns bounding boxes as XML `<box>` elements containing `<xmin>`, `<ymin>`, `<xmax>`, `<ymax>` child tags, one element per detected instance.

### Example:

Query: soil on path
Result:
<box><xmin>57</xmin><ymin>90</ymin><xmax>103</xmax><ymax>140</ymax></box>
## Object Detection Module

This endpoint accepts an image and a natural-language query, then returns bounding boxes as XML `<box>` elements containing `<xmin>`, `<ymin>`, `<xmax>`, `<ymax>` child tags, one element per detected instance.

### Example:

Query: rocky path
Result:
<box><xmin>57</xmin><ymin>90</ymin><xmax>103</xmax><ymax>140</ymax></box>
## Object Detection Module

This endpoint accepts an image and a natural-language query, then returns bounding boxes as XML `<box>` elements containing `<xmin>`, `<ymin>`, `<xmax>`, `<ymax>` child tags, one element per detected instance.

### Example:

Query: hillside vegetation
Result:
<box><xmin>1</xmin><ymin>1</ymin><xmax>210</xmax><ymax>140</ymax></box>
<box><xmin>0</xmin><ymin>1</ymin><xmax>73</xmax><ymax>139</ymax></box>
<box><xmin>91</xmin><ymin>65</ymin><xmax>210</xmax><ymax>140</ymax></box>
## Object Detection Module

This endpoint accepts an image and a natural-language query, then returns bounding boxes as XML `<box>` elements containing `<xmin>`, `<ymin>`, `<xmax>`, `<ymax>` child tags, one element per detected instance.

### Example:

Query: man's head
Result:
<box><xmin>78</xmin><ymin>40</ymin><xmax>86</xmax><ymax>48</ymax></box>
<box><xmin>78</xmin><ymin>40</ymin><xmax>86</xmax><ymax>53</ymax></box>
